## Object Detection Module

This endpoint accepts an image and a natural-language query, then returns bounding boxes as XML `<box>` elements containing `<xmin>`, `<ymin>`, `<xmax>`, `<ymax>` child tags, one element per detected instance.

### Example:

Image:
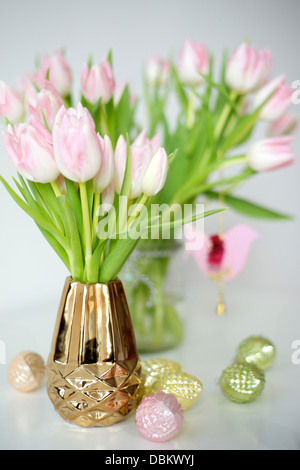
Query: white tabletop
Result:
<box><xmin>0</xmin><ymin>270</ymin><xmax>299</xmax><ymax>451</ymax></box>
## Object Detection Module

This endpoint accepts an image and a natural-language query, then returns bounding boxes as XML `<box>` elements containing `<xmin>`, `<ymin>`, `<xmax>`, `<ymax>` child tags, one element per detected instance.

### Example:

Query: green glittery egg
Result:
<box><xmin>220</xmin><ymin>363</ymin><xmax>265</xmax><ymax>403</ymax></box>
<box><xmin>236</xmin><ymin>336</ymin><xmax>276</xmax><ymax>371</ymax></box>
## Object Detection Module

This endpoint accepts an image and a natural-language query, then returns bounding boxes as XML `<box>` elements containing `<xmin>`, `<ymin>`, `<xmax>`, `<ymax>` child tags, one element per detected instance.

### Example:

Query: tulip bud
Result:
<box><xmin>141</xmin><ymin>147</ymin><xmax>168</xmax><ymax>196</ymax></box>
<box><xmin>253</xmin><ymin>75</ymin><xmax>293</xmax><ymax>122</ymax></box>
<box><xmin>178</xmin><ymin>39</ymin><xmax>209</xmax><ymax>86</ymax></box>
<box><xmin>34</xmin><ymin>51</ymin><xmax>73</xmax><ymax>97</ymax></box>
<box><xmin>144</xmin><ymin>56</ymin><xmax>171</xmax><ymax>86</ymax></box>
<box><xmin>113</xmin><ymin>131</ymin><xmax>160</xmax><ymax>199</ymax></box>
<box><xmin>0</xmin><ymin>82</ymin><xmax>25</xmax><ymax>124</ymax></box>
<box><xmin>94</xmin><ymin>135</ymin><xmax>114</xmax><ymax>193</ymax></box>
<box><xmin>226</xmin><ymin>43</ymin><xmax>272</xmax><ymax>94</ymax></box>
<box><xmin>2</xmin><ymin>117</ymin><xmax>59</xmax><ymax>183</ymax></box>
<box><xmin>27</xmin><ymin>81</ymin><xmax>64</xmax><ymax>130</ymax></box>
<box><xmin>269</xmin><ymin>114</ymin><xmax>298</xmax><ymax>137</ymax></box>
<box><xmin>53</xmin><ymin>103</ymin><xmax>102</xmax><ymax>183</ymax></box>
<box><xmin>81</xmin><ymin>59</ymin><xmax>116</xmax><ymax>105</ymax></box>
<box><xmin>247</xmin><ymin>136</ymin><xmax>294</xmax><ymax>172</ymax></box>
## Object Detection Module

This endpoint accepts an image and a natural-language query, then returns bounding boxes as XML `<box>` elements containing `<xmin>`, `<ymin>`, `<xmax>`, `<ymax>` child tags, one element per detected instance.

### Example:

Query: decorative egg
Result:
<box><xmin>138</xmin><ymin>358</ymin><xmax>183</xmax><ymax>401</ymax></box>
<box><xmin>219</xmin><ymin>363</ymin><xmax>265</xmax><ymax>404</ymax></box>
<box><xmin>236</xmin><ymin>336</ymin><xmax>276</xmax><ymax>371</ymax></box>
<box><xmin>7</xmin><ymin>351</ymin><xmax>45</xmax><ymax>393</ymax></box>
<box><xmin>156</xmin><ymin>372</ymin><xmax>203</xmax><ymax>410</ymax></box>
<box><xmin>135</xmin><ymin>391</ymin><xmax>184</xmax><ymax>442</ymax></box>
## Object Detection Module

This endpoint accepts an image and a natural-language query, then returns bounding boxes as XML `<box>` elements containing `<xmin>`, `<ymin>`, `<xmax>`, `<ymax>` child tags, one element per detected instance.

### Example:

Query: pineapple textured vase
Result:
<box><xmin>46</xmin><ymin>277</ymin><xmax>141</xmax><ymax>427</ymax></box>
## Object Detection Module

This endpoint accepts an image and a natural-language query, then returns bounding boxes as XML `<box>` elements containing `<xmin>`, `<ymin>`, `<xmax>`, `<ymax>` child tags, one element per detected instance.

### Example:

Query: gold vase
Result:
<box><xmin>46</xmin><ymin>277</ymin><xmax>141</xmax><ymax>428</ymax></box>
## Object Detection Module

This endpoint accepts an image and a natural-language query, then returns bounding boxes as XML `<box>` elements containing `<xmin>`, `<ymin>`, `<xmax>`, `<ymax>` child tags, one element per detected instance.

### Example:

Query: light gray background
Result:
<box><xmin>0</xmin><ymin>0</ymin><xmax>299</xmax><ymax>450</ymax></box>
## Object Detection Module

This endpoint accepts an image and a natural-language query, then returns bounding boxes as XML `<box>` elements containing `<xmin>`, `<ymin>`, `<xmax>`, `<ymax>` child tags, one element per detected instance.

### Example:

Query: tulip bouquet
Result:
<box><xmin>0</xmin><ymin>42</ymin><xmax>297</xmax><ymax>353</ymax></box>
<box><xmin>0</xmin><ymin>51</ymin><xmax>221</xmax><ymax>288</ymax></box>
<box><xmin>122</xmin><ymin>39</ymin><xmax>297</xmax><ymax>351</ymax></box>
<box><xmin>144</xmin><ymin>40</ymin><xmax>295</xmax><ymax>209</ymax></box>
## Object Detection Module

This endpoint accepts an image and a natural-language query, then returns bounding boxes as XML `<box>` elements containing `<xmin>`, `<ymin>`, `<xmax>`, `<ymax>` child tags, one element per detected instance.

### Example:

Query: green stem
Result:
<box><xmin>79</xmin><ymin>182</ymin><xmax>92</xmax><ymax>282</ymax></box>
<box><xmin>186</xmin><ymin>88</ymin><xmax>196</xmax><ymax>129</ymax></box>
<box><xmin>133</xmin><ymin>284</ymin><xmax>149</xmax><ymax>336</ymax></box>
<box><xmin>172</xmin><ymin>154</ymin><xmax>247</xmax><ymax>205</ymax></box>
<box><xmin>51</xmin><ymin>180</ymin><xmax>62</xmax><ymax>198</ymax></box>
<box><xmin>100</xmin><ymin>107</ymin><xmax>109</xmax><ymax>135</ymax></box>
<box><xmin>92</xmin><ymin>192</ymin><xmax>101</xmax><ymax>245</ymax></box>
<box><xmin>127</xmin><ymin>194</ymin><xmax>149</xmax><ymax>229</ymax></box>
<box><xmin>214</xmin><ymin>91</ymin><xmax>238</xmax><ymax>140</ymax></box>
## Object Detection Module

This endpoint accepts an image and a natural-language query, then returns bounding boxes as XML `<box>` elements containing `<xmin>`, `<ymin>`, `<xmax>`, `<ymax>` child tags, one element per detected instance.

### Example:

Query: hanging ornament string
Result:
<box><xmin>216</xmin><ymin>150</ymin><xmax>226</xmax><ymax>316</ymax></box>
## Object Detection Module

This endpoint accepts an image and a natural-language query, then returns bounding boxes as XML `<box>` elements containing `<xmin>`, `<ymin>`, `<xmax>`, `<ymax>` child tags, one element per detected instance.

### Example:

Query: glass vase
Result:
<box><xmin>121</xmin><ymin>239</ymin><xmax>184</xmax><ymax>353</ymax></box>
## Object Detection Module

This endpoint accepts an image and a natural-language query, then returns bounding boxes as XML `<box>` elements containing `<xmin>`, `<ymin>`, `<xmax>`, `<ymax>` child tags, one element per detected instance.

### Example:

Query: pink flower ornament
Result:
<box><xmin>184</xmin><ymin>224</ymin><xmax>259</xmax><ymax>281</ymax></box>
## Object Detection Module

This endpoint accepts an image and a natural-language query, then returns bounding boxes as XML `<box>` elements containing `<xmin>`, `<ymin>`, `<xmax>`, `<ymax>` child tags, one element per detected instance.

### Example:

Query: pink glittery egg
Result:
<box><xmin>135</xmin><ymin>391</ymin><xmax>184</xmax><ymax>442</ymax></box>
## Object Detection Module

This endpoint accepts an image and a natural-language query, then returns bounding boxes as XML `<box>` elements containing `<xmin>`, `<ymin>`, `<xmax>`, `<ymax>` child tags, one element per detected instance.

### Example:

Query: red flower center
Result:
<box><xmin>208</xmin><ymin>235</ymin><xmax>225</xmax><ymax>266</ymax></box>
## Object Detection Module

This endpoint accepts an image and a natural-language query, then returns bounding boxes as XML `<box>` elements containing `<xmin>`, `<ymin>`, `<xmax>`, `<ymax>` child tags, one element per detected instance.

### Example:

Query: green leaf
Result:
<box><xmin>58</xmin><ymin>195</ymin><xmax>84</xmax><ymax>279</ymax></box>
<box><xmin>87</xmin><ymin>53</ymin><xmax>93</xmax><ymax>70</ymax></box>
<box><xmin>98</xmin><ymin>206</ymin><xmax>224</xmax><ymax>282</ymax></box>
<box><xmin>5</xmin><ymin>117</ymin><xmax>12</xmax><ymax>126</ymax></box>
<box><xmin>65</xmin><ymin>178</ymin><xmax>84</xmax><ymax>241</ymax></box>
<box><xmin>199</xmin><ymin>72</ymin><xmax>239</xmax><ymax>114</ymax></box>
<box><xmin>36</xmin><ymin>226</ymin><xmax>71</xmax><ymax>270</ymax></box>
<box><xmin>107</xmin><ymin>49</ymin><xmax>113</xmax><ymax>67</ymax></box>
<box><xmin>206</xmin><ymin>191</ymin><xmax>293</xmax><ymax>220</ymax></box>
<box><xmin>0</xmin><ymin>176</ymin><xmax>68</xmax><ymax>249</ymax></box>
<box><xmin>171</xmin><ymin>62</ymin><xmax>189</xmax><ymax>112</ymax></box>
<box><xmin>221</xmin><ymin>85</ymin><xmax>280</xmax><ymax>153</ymax></box>
<box><xmin>115</xmin><ymin>85</ymin><xmax>131</xmax><ymax>137</ymax></box>
<box><xmin>40</xmin><ymin>109</ymin><xmax>52</xmax><ymax>133</ymax></box>
<box><xmin>12</xmin><ymin>178</ymin><xmax>70</xmax><ymax>269</ymax></box>
<box><xmin>120</xmin><ymin>133</ymin><xmax>132</xmax><ymax>198</ymax></box>
<box><xmin>30</xmin><ymin>181</ymin><xmax>64</xmax><ymax>230</ymax></box>
<box><xmin>130</xmin><ymin>208</ymin><xmax>226</xmax><ymax>239</ymax></box>
<box><xmin>89</xmin><ymin>240</ymin><xmax>107</xmax><ymax>282</ymax></box>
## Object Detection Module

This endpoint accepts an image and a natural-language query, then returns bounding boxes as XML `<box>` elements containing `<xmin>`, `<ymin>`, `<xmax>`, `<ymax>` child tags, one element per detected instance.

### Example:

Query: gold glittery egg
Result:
<box><xmin>220</xmin><ymin>363</ymin><xmax>265</xmax><ymax>404</ymax></box>
<box><xmin>138</xmin><ymin>358</ymin><xmax>183</xmax><ymax>401</ymax></box>
<box><xmin>156</xmin><ymin>372</ymin><xmax>203</xmax><ymax>410</ymax></box>
<box><xmin>7</xmin><ymin>351</ymin><xmax>45</xmax><ymax>393</ymax></box>
<box><xmin>236</xmin><ymin>336</ymin><xmax>276</xmax><ymax>371</ymax></box>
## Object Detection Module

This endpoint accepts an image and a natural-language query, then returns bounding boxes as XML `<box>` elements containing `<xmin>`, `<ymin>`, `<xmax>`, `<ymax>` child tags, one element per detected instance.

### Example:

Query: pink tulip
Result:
<box><xmin>113</xmin><ymin>130</ymin><xmax>160</xmax><ymax>199</ymax></box>
<box><xmin>0</xmin><ymin>82</ymin><xmax>25</xmax><ymax>124</ymax></box>
<box><xmin>269</xmin><ymin>114</ymin><xmax>298</xmax><ymax>137</ymax></box>
<box><xmin>144</xmin><ymin>56</ymin><xmax>171</xmax><ymax>86</ymax></box>
<box><xmin>34</xmin><ymin>51</ymin><xmax>73</xmax><ymax>97</ymax></box>
<box><xmin>184</xmin><ymin>224</ymin><xmax>259</xmax><ymax>281</ymax></box>
<box><xmin>81</xmin><ymin>59</ymin><xmax>116</xmax><ymax>105</ymax></box>
<box><xmin>247</xmin><ymin>136</ymin><xmax>294</xmax><ymax>172</ymax></box>
<box><xmin>53</xmin><ymin>103</ymin><xmax>102</xmax><ymax>183</ymax></box>
<box><xmin>94</xmin><ymin>135</ymin><xmax>114</xmax><ymax>193</ymax></box>
<box><xmin>2</xmin><ymin>117</ymin><xmax>59</xmax><ymax>183</ymax></box>
<box><xmin>26</xmin><ymin>80</ymin><xmax>64</xmax><ymax>130</ymax></box>
<box><xmin>141</xmin><ymin>147</ymin><xmax>168</xmax><ymax>196</ymax></box>
<box><xmin>178</xmin><ymin>39</ymin><xmax>209</xmax><ymax>86</ymax></box>
<box><xmin>226</xmin><ymin>43</ymin><xmax>272</xmax><ymax>94</ymax></box>
<box><xmin>253</xmin><ymin>75</ymin><xmax>293</xmax><ymax>122</ymax></box>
